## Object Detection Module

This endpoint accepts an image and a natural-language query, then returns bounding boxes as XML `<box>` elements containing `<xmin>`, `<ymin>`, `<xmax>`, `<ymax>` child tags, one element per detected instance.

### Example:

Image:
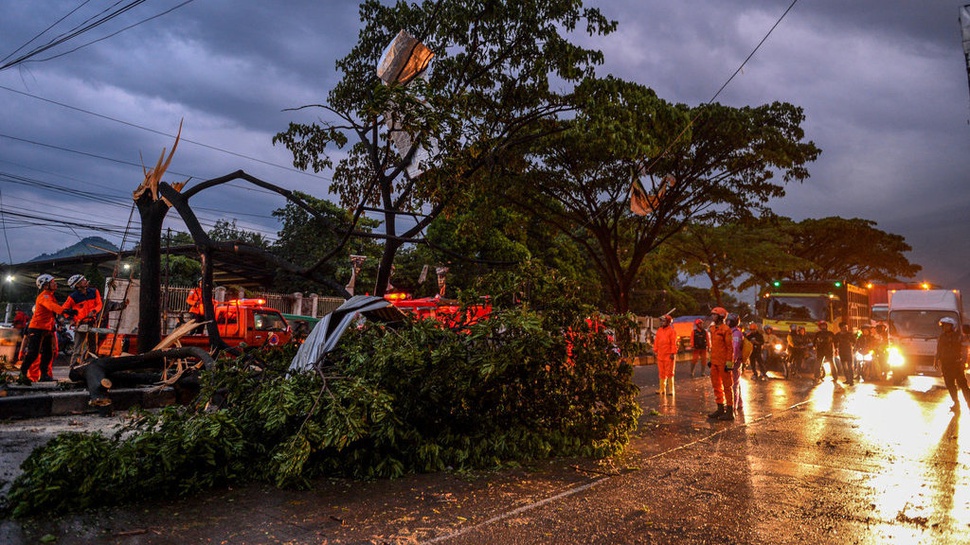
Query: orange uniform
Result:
<box><xmin>22</xmin><ymin>290</ymin><xmax>66</xmax><ymax>382</ymax></box>
<box><xmin>64</xmin><ymin>287</ymin><xmax>103</xmax><ymax>323</ymax></box>
<box><xmin>187</xmin><ymin>287</ymin><xmax>204</xmax><ymax>316</ymax></box>
<box><xmin>28</xmin><ymin>291</ymin><xmax>66</xmax><ymax>331</ymax></box>
<box><xmin>709</xmin><ymin>322</ymin><xmax>735</xmax><ymax>407</ymax></box>
<box><xmin>653</xmin><ymin>325</ymin><xmax>678</xmax><ymax>380</ymax></box>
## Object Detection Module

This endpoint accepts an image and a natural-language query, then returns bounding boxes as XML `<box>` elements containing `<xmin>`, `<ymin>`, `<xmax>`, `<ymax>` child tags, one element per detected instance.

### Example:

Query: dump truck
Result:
<box><xmin>760</xmin><ymin>280</ymin><xmax>870</xmax><ymax>334</ymax></box>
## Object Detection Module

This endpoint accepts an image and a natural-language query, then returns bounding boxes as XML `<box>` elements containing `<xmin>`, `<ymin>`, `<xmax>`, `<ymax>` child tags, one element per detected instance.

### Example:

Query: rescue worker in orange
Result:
<box><xmin>18</xmin><ymin>274</ymin><xmax>75</xmax><ymax>384</ymax></box>
<box><xmin>186</xmin><ymin>277</ymin><xmax>206</xmax><ymax>324</ymax></box>
<box><xmin>707</xmin><ymin>307</ymin><xmax>736</xmax><ymax>421</ymax></box>
<box><xmin>63</xmin><ymin>274</ymin><xmax>103</xmax><ymax>325</ymax></box>
<box><xmin>653</xmin><ymin>314</ymin><xmax>678</xmax><ymax>396</ymax></box>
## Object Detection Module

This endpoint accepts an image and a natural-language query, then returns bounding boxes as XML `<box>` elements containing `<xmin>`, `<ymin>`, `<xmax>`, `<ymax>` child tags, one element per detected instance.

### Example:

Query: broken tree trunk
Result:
<box><xmin>69</xmin><ymin>347</ymin><xmax>214</xmax><ymax>406</ymax></box>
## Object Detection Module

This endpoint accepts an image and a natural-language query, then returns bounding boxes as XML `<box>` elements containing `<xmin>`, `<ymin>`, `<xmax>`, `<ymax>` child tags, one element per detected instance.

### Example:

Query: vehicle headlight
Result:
<box><xmin>773</xmin><ymin>343</ymin><xmax>783</xmax><ymax>351</ymax></box>
<box><xmin>888</xmin><ymin>346</ymin><xmax>905</xmax><ymax>368</ymax></box>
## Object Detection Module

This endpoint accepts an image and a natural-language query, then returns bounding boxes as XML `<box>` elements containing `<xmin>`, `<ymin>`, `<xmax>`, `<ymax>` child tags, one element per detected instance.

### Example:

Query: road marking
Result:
<box><xmin>420</xmin><ymin>399</ymin><xmax>812</xmax><ymax>544</ymax></box>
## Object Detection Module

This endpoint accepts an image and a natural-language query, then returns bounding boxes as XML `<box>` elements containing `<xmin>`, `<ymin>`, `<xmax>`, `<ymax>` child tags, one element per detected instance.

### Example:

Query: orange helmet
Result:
<box><xmin>710</xmin><ymin>307</ymin><xmax>727</xmax><ymax>318</ymax></box>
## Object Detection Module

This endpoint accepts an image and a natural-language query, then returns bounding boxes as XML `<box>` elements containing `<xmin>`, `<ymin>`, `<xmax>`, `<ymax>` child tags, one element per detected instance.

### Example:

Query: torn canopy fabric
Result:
<box><xmin>629</xmin><ymin>175</ymin><xmax>676</xmax><ymax>216</ymax></box>
<box><xmin>376</xmin><ymin>30</ymin><xmax>434</xmax><ymax>85</ymax></box>
<box><xmin>288</xmin><ymin>295</ymin><xmax>404</xmax><ymax>373</ymax></box>
<box><xmin>376</xmin><ymin>30</ymin><xmax>438</xmax><ymax>179</ymax></box>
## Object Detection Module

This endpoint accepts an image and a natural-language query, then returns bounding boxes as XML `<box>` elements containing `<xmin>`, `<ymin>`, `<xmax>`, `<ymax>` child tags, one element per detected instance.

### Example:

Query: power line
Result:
<box><xmin>32</xmin><ymin>1</ymin><xmax>199</xmax><ymax>65</ymax></box>
<box><xmin>0</xmin><ymin>0</ymin><xmax>152</xmax><ymax>71</ymax></box>
<box><xmin>0</xmin><ymin>85</ymin><xmax>332</xmax><ymax>181</ymax></box>
<box><xmin>0</xmin><ymin>0</ymin><xmax>93</xmax><ymax>65</ymax></box>
<box><xmin>0</xmin><ymin>132</ymin><xmax>195</xmax><ymax>178</ymax></box>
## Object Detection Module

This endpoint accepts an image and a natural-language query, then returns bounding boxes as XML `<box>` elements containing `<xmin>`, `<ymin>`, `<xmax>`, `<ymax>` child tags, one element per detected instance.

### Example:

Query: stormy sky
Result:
<box><xmin>1</xmin><ymin>0</ymin><xmax>968</xmax><ymax>301</ymax></box>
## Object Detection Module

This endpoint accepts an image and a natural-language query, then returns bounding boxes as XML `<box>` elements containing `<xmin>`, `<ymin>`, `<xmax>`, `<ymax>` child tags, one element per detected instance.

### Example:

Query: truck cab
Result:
<box><xmin>887</xmin><ymin>289</ymin><xmax>963</xmax><ymax>382</ymax></box>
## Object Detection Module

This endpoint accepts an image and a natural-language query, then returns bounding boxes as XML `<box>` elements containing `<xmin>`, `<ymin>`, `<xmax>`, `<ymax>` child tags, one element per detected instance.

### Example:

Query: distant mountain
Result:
<box><xmin>29</xmin><ymin>236</ymin><xmax>119</xmax><ymax>262</ymax></box>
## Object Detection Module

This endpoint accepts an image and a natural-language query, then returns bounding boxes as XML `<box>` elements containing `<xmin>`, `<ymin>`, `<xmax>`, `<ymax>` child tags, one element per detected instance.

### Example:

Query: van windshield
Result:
<box><xmin>890</xmin><ymin>310</ymin><xmax>957</xmax><ymax>338</ymax></box>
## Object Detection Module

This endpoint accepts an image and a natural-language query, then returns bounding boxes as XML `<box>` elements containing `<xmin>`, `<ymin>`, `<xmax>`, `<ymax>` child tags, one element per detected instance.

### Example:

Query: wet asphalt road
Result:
<box><xmin>3</xmin><ymin>361</ymin><xmax>970</xmax><ymax>544</ymax></box>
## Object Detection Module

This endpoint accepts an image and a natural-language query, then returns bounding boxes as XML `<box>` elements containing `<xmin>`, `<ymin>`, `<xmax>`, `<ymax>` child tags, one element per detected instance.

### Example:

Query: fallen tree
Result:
<box><xmin>3</xmin><ymin>264</ymin><xmax>642</xmax><ymax>518</ymax></box>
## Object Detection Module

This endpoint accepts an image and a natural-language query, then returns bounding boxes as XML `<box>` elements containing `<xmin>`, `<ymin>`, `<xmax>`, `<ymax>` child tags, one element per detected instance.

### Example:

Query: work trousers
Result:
<box><xmin>941</xmin><ymin>363</ymin><xmax>970</xmax><ymax>407</ymax></box>
<box><xmin>816</xmin><ymin>350</ymin><xmax>838</xmax><ymax>380</ymax></box>
<box><xmin>657</xmin><ymin>354</ymin><xmax>675</xmax><ymax>380</ymax></box>
<box><xmin>710</xmin><ymin>362</ymin><xmax>735</xmax><ymax>407</ymax></box>
<box><xmin>21</xmin><ymin>328</ymin><xmax>54</xmax><ymax>380</ymax></box>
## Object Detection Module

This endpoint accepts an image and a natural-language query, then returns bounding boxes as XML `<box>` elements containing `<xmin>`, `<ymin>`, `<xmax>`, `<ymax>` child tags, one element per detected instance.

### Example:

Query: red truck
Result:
<box><xmin>384</xmin><ymin>292</ymin><xmax>491</xmax><ymax>327</ymax></box>
<box><xmin>97</xmin><ymin>298</ymin><xmax>291</xmax><ymax>356</ymax></box>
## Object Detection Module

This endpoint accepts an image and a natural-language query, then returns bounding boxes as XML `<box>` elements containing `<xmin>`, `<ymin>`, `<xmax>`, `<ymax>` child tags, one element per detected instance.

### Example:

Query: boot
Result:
<box><xmin>39</xmin><ymin>374</ymin><xmax>55</xmax><ymax>382</ymax></box>
<box><xmin>667</xmin><ymin>377</ymin><xmax>675</xmax><ymax>396</ymax></box>
<box><xmin>718</xmin><ymin>407</ymin><xmax>735</xmax><ymax>421</ymax></box>
<box><xmin>707</xmin><ymin>404</ymin><xmax>725</xmax><ymax>419</ymax></box>
<box><xmin>656</xmin><ymin>378</ymin><xmax>665</xmax><ymax>395</ymax></box>
<box><xmin>690</xmin><ymin>363</ymin><xmax>696</xmax><ymax>378</ymax></box>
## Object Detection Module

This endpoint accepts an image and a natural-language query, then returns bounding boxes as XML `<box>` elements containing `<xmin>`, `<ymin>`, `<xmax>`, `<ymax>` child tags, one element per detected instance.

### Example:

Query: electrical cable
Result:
<box><xmin>0</xmin><ymin>0</ymin><xmax>151</xmax><ymax>71</ymax></box>
<box><xmin>0</xmin><ymin>85</ymin><xmax>332</xmax><ymax>181</ymax></box>
<box><xmin>0</xmin><ymin>0</ymin><xmax>92</xmax><ymax>64</ymax></box>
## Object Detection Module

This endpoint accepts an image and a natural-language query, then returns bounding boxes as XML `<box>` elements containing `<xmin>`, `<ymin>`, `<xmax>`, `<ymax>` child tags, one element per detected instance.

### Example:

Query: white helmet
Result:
<box><xmin>35</xmin><ymin>274</ymin><xmax>55</xmax><ymax>289</ymax></box>
<box><xmin>939</xmin><ymin>317</ymin><xmax>958</xmax><ymax>327</ymax></box>
<box><xmin>68</xmin><ymin>274</ymin><xmax>86</xmax><ymax>288</ymax></box>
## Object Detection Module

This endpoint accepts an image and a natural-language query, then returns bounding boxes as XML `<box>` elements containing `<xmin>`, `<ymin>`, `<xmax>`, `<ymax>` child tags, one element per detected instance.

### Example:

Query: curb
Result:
<box><xmin>0</xmin><ymin>386</ymin><xmax>176</xmax><ymax>420</ymax></box>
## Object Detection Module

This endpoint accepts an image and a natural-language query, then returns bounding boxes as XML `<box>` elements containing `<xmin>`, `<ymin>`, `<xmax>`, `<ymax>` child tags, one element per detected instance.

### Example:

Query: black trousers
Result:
<box><xmin>941</xmin><ymin>362</ymin><xmax>970</xmax><ymax>406</ymax></box>
<box><xmin>21</xmin><ymin>328</ymin><xmax>54</xmax><ymax>378</ymax></box>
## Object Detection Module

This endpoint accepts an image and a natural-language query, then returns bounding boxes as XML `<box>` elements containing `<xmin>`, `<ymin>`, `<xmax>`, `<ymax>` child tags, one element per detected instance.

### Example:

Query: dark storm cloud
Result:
<box><xmin>1</xmin><ymin>0</ymin><xmax>968</xmax><ymax>296</ymax></box>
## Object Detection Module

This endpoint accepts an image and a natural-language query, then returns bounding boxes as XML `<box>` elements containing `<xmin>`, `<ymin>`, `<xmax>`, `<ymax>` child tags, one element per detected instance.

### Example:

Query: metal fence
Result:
<box><xmin>160</xmin><ymin>285</ymin><xmax>344</xmax><ymax>319</ymax></box>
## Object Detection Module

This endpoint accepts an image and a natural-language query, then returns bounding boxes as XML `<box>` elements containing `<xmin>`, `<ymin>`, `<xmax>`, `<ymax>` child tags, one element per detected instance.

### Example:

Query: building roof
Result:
<box><xmin>2</xmin><ymin>244</ymin><xmax>279</xmax><ymax>291</ymax></box>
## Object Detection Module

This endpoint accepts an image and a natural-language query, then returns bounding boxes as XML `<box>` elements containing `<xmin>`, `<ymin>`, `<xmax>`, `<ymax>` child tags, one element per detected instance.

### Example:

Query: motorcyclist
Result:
<box><xmin>855</xmin><ymin>324</ymin><xmax>875</xmax><ymax>381</ymax></box>
<box><xmin>746</xmin><ymin>323</ymin><xmax>767</xmax><ymax>381</ymax></box>
<box><xmin>763</xmin><ymin>325</ymin><xmax>784</xmax><ymax>377</ymax></box>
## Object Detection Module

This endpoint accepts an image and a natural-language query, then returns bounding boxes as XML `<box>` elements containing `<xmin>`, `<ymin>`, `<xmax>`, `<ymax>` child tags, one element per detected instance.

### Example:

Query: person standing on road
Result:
<box><xmin>935</xmin><ymin>317</ymin><xmax>970</xmax><ymax>413</ymax></box>
<box><xmin>746</xmin><ymin>323</ymin><xmax>767</xmax><ymax>381</ymax></box>
<box><xmin>690</xmin><ymin>318</ymin><xmax>710</xmax><ymax>378</ymax></box>
<box><xmin>834</xmin><ymin>322</ymin><xmax>856</xmax><ymax>385</ymax></box>
<box><xmin>63</xmin><ymin>275</ymin><xmax>103</xmax><ymax>325</ymax></box>
<box><xmin>707</xmin><ymin>307</ymin><xmax>736</xmax><ymax>421</ymax></box>
<box><xmin>813</xmin><ymin>321</ymin><xmax>838</xmax><ymax>383</ymax></box>
<box><xmin>653</xmin><ymin>314</ymin><xmax>678</xmax><ymax>396</ymax></box>
<box><xmin>18</xmin><ymin>274</ymin><xmax>75</xmax><ymax>385</ymax></box>
<box><xmin>728</xmin><ymin>313</ymin><xmax>746</xmax><ymax>415</ymax></box>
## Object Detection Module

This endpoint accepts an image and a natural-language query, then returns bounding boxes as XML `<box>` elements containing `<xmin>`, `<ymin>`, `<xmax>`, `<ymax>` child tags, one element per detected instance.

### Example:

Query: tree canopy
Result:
<box><xmin>518</xmin><ymin>76</ymin><xmax>821</xmax><ymax>313</ymax></box>
<box><xmin>769</xmin><ymin>216</ymin><xmax>922</xmax><ymax>284</ymax></box>
<box><xmin>274</xmin><ymin>0</ymin><xmax>616</xmax><ymax>295</ymax></box>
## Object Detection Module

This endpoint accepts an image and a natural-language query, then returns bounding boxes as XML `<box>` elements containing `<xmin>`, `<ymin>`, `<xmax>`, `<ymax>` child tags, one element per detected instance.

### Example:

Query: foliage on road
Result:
<box><xmin>3</xmin><ymin>266</ymin><xmax>642</xmax><ymax>517</ymax></box>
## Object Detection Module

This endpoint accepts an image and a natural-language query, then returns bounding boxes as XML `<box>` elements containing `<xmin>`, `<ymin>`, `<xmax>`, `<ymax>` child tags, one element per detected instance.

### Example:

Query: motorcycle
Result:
<box><xmin>766</xmin><ymin>342</ymin><xmax>790</xmax><ymax>379</ymax></box>
<box><xmin>857</xmin><ymin>349</ymin><xmax>888</xmax><ymax>382</ymax></box>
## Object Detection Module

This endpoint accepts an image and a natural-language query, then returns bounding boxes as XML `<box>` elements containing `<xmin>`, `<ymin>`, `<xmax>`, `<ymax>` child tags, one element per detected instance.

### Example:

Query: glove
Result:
<box><xmin>63</xmin><ymin>309</ymin><xmax>79</xmax><ymax>318</ymax></box>
<box><xmin>707</xmin><ymin>360</ymin><xmax>712</xmax><ymax>368</ymax></box>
